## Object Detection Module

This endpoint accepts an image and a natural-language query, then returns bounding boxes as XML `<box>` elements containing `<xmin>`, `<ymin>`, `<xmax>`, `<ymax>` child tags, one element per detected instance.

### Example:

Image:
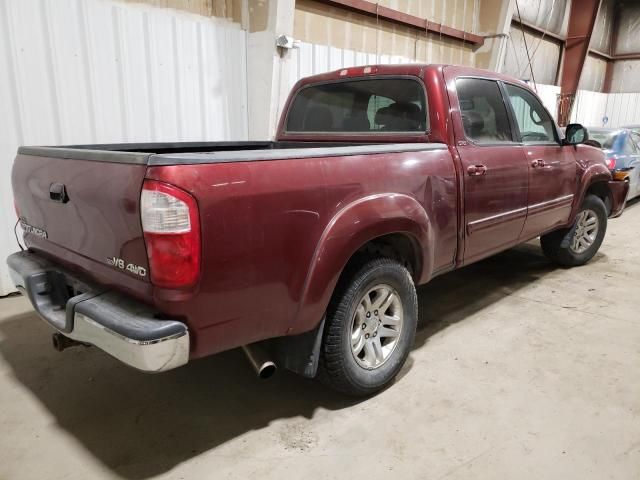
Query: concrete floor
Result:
<box><xmin>1</xmin><ymin>203</ymin><xmax>639</xmax><ymax>480</ymax></box>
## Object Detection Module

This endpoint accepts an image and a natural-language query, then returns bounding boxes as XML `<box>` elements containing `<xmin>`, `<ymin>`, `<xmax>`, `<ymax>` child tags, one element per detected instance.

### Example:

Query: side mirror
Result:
<box><xmin>564</xmin><ymin>123</ymin><xmax>588</xmax><ymax>145</ymax></box>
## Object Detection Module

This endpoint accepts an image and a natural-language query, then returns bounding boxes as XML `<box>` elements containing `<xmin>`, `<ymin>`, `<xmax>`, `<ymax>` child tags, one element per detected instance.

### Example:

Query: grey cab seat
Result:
<box><xmin>304</xmin><ymin>106</ymin><xmax>334</xmax><ymax>131</ymax></box>
<box><xmin>375</xmin><ymin>102</ymin><xmax>423</xmax><ymax>131</ymax></box>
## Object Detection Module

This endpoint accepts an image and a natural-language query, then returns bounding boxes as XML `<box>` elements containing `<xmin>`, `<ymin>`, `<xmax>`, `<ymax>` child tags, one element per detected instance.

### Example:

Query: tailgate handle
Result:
<box><xmin>49</xmin><ymin>183</ymin><xmax>69</xmax><ymax>203</ymax></box>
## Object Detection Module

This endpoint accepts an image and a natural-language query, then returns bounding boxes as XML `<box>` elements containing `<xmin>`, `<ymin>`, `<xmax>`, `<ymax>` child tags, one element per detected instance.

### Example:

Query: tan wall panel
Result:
<box><xmin>475</xmin><ymin>0</ymin><xmax>506</xmax><ymax>70</ymax></box>
<box><xmin>503</xmin><ymin>24</ymin><xmax>561</xmax><ymax>85</ymax></box>
<box><xmin>294</xmin><ymin>0</ymin><xmax>477</xmax><ymax>66</ymax></box>
<box><xmin>120</xmin><ymin>0</ymin><xmax>243</xmax><ymax>22</ymax></box>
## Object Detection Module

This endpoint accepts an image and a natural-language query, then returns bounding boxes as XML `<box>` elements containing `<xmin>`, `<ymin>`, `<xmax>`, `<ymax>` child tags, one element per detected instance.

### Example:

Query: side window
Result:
<box><xmin>504</xmin><ymin>84</ymin><xmax>557</xmax><ymax>144</ymax></box>
<box><xmin>455</xmin><ymin>78</ymin><xmax>513</xmax><ymax>144</ymax></box>
<box><xmin>623</xmin><ymin>135</ymin><xmax>637</xmax><ymax>154</ymax></box>
<box><xmin>632</xmin><ymin>133</ymin><xmax>640</xmax><ymax>152</ymax></box>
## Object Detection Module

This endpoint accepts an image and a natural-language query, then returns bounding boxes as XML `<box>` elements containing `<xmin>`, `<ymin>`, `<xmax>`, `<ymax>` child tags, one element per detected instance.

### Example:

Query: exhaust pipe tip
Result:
<box><xmin>242</xmin><ymin>344</ymin><xmax>277</xmax><ymax>380</ymax></box>
<box><xmin>258</xmin><ymin>361</ymin><xmax>277</xmax><ymax>380</ymax></box>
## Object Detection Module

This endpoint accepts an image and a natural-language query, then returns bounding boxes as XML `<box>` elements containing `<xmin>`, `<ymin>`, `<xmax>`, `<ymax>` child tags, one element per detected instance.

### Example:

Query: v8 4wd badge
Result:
<box><xmin>107</xmin><ymin>257</ymin><xmax>147</xmax><ymax>277</ymax></box>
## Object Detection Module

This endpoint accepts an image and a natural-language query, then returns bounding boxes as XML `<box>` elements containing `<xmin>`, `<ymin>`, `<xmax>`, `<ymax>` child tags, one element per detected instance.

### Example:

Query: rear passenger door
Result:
<box><xmin>450</xmin><ymin>77</ymin><xmax>529</xmax><ymax>264</ymax></box>
<box><xmin>503</xmin><ymin>83</ymin><xmax>576</xmax><ymax>239</ymax></box>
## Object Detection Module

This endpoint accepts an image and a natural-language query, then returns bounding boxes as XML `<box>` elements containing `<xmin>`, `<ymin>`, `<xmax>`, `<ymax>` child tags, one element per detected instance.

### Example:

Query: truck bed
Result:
<box><xmin>18</xmin><ymin>142</ymin><xmax>445</xmax><ymax>166</ymax></box>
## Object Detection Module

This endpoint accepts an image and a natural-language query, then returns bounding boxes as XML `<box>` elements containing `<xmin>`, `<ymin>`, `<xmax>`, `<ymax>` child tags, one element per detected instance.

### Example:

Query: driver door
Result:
<box><xmin>503</xmin><ymin>83</ymin><xmax>576</xmax><ymax>239</ymax></box>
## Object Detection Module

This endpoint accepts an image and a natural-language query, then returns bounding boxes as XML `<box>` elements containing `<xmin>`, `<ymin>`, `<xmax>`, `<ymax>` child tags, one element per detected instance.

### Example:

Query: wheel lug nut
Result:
<box><xmin>362</xmin><ymin>324</ymin><xmax>366</xmax><ymax>329</ymax></box>
<box><xmin>374</xmin><ymin>310</ymin><xmax>378</xmax><ymax>315</ymax></box>
<box><xmin>366</xmin><ymin>312</ymin><xmax>371</xmax><ymax>318</ymax></box>
<box><xmin>365</xmin><ymin>333</ymin><xmax>370</xmax><ymax>339</ymax></box>
<box><xmin>373</xmin><ymin>332</ymin><xmax>377</xmax><ymax>337</ymax></box>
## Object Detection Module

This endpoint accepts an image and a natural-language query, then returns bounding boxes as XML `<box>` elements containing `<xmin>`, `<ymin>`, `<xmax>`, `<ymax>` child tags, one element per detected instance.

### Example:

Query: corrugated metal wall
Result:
<box><xmin>293</xmin><ymin>0</ymin><xmax>479</xmax><ymax>67</ymax></box>
<box><xmin>502</xmin><ymin>24</ymin><xmax>561</xmax><ymax>85</ymax></box>
<box><xmin>512</xmin><ymin>0</ymin><xmax>568</xmax><ymax>37</ymax></box>
<box><xmin>0</xmin><ymin>0</ymin><xmax>248</xmax><ymax>295</ymax></box>
<box><xmin>535</xmin><ymin>83</ymin><xmax>561</xmax><ymax>120</ymax></box>
<box><xmin>590</xmin><ymin>0</ymin><xmax>614</xmax><ymax>54</ymax></box>
<box><xmin>614</xmin><ymin>2</ymin><xmax>640</xmax><ymax>56</ymax></box>
<box><xmin>572</xmin><ymin>90</ymin><xmax>640</xmax><ymax>128</ymax></box>
<box><xmin>121</xmin><ymin>0</ymin><xmax>243</xmax><ymax>21</ymax></box>
<box><xmin>608</xmin><ymin>2</ymin><xmax>640</xmax><ymax>92</ymax></box>
<box><xmin>579</xmin><ymin>54</ymin><xmax>607</xmax><ymax>92</ymax></box>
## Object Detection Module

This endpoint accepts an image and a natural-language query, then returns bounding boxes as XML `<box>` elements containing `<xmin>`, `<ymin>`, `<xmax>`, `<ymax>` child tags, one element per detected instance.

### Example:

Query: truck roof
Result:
<box><xmin>294</xmin><ymin>63</ymin><xmax>531</xmax><ymax>90</ymax></box>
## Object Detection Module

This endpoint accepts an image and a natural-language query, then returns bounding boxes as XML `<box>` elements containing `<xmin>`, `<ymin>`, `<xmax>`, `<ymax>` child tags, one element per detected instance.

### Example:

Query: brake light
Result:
<box><xmin>141</xmin><ymin>180</ymin><xmax>200</xmax><ymax>289</ymax></box>
<box><xmin>606</xmin><ymin>157</ymin><xmax>616</xmax><ymax>170</ymax></box>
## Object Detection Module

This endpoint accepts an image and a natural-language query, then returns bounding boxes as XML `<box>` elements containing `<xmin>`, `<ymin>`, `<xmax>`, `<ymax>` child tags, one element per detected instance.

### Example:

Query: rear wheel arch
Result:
<box><xmin>291</xmin><ymin>194</ymin><xmax>434</xmax><ymax>336</ymax></box>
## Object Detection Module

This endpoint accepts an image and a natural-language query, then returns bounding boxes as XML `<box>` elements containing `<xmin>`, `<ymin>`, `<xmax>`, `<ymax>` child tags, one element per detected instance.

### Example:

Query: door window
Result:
<box><xmin>455</xmin><ymin>78</ymin><xmax>513</xmax><ymax>144</ymax></box>
<box><xmin>504</xmin><ymin>84</ymin><xmax>557</xmax><ymax>144</ymax></box>
<box><xmin>624</xmin><ymin>134</ymin><xmax>638</xmax><ymax>154</ymax></box>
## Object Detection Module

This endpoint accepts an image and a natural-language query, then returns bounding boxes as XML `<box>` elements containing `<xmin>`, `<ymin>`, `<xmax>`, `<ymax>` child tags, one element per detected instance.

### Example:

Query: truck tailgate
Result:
<box><xmin>12</xmin><ymin>148</ymin><xmax>150</xmax><ymax>286</ymax></box>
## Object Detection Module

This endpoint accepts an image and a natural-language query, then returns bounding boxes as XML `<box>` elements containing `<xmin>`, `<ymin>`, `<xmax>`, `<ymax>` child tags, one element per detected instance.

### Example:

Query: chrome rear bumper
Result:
<box><xmin>7</xmin><ymin>251</ymin><xmax>189</xmax><ymax>372</ymax></box>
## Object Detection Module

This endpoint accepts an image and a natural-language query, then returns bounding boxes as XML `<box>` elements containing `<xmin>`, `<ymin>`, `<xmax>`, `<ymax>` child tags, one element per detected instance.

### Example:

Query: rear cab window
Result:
<box><xmin>285</xmin><ymin>78</ymin><xmax>428</xmax><ymax>134</ymax></box>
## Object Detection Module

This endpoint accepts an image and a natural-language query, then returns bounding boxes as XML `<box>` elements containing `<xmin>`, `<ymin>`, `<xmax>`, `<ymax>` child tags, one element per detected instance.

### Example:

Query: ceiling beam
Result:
<box><xmin>557</xmin><ymin>0</ymin><xmax>601</xmax><ymax>126</ymax></box>
<box><xmin>510</xmin><ymin>17</ymin><xmax>565</xmax><ymax>43</ymax></box>
<box><xmin>316</xmin><ymin>0</ymin><xmax>484</xmax><ymax>47</ymax></box>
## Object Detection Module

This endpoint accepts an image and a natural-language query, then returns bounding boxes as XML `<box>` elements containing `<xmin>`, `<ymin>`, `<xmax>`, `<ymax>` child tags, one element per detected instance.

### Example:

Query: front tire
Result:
<box><xmin>540</xmin><ymin>194</ymin><xmax>607</xmax><ymax>266</ymax></box>
<box><xmin>318</xmin><ymin>257</ymin><xmax>418</xmax><ymax>396</ymax></box>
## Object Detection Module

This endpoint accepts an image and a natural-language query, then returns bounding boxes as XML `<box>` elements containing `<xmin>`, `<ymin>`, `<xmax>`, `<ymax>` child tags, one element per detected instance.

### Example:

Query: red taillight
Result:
<box><xmin>141</xmin><ymin>180</ymin><xmax>201</xmax><ymax>289</ymax></box>
<box><xmin>606</xmin><ymin>157</ymin><xmax>616</xmax><ymax>170</ymax></box>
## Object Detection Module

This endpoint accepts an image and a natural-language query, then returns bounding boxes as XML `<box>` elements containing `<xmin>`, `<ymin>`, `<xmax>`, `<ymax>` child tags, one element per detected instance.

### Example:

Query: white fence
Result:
<box><xmin>0</xmin><ymin>0</ymin><xmax>248</xmax><ymax>295</ymax></box>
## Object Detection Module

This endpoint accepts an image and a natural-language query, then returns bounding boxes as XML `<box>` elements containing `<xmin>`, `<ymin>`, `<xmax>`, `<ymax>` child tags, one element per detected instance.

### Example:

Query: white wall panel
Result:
<box><xmin>535</xmin><ymin>83</ymin><xmax>561</xmax><ymax>121</ymax></box>
<box><xmin>286</xmin><ymin>41</ymin><xmax>417</xmax><ymax>92</ymax></box>
<box><xmin>609</xmin><ymin>60</ymin><xmax>640</xmax><ymax>94</ymax></box>
<box><xmin>0</xmin><ymin>0</ymin><xmax>248</xmax><ymax>295</ymax></box>
<box><xmin>579</xmin><ymin>54</ymin><xmax>607</xmax><ymax>93</ymax></box>
<box><xmin>590</xmin><ymin>0</ymin><xmax>615</xmax><ymax>54</ymax></box>
<box><xmin>513</xmin><ymin>0</ymin><xmax>568</xmax><ymax>37</ymax></box>
<box><xmin>614</xmin><ymin>3</ymin><xmax>640</xmax><ymax>56</ymax></box>
<box><xmin>569</xmin><ymin>90</ymin><xmax>640</xmax><ymax>128</ymax></box>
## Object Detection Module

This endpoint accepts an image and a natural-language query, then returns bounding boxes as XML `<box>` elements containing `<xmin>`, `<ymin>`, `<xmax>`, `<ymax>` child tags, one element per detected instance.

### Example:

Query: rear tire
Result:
<box><xmin>318</xmin><ymin>257</ymin><xmax>417</xmax><ymax>396</ymax></box>
<box><xmin>540</xmin><ymin>194</ymin><xmax>607</xmax><ymax>266</ymax></box>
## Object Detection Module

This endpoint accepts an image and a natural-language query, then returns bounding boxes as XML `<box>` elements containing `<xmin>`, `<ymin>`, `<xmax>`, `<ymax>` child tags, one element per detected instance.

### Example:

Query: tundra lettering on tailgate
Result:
<box><xmin>106</xmin><ymin>256</ymin><xmax>147</xmax><ymax>277</ymax></box>
<box><xmin>19</xmin><ymin>220</ymin><xmax>48</xmax><ymax>239</ymax></box>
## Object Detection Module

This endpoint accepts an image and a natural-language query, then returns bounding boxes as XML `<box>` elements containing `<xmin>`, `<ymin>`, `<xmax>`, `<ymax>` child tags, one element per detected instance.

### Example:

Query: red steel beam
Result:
<box><xmin>557</xmin><ymin>0</ymin><xmax>601</xmax><ymax>126</ymax></box>
<box><xmin>612</xmin><ymin>53</ymin><xmax>640</xmax><ymax>61</ymax></box>
<box><xmin>589</xmin><ymin>48</ymin><xmax>613</xmax><ymax>61</ymax></box>
<box><xmin>317</xmin><ymin>0</ymin><xmax>484</xmax><ymax>47</ymax></box>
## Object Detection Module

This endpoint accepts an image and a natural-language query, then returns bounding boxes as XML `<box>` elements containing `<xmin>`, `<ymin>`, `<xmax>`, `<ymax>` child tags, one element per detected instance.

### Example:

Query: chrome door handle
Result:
<box><xmin>531</xmin><ymin>159</ymin><xmax>546</xmax><ymax>168</ymax></box>
<box><xmin>467</xmin><ymin>164</ymin><xmax>487</xmax><ymax>176</ymax></box>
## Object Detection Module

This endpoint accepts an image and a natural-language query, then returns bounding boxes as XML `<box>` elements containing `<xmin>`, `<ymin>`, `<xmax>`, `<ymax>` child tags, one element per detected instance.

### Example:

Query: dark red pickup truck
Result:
<box><xmin>8</xmin><ymin>64</ymin><xmax>628</xmax><ymax>395</ymax></box>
